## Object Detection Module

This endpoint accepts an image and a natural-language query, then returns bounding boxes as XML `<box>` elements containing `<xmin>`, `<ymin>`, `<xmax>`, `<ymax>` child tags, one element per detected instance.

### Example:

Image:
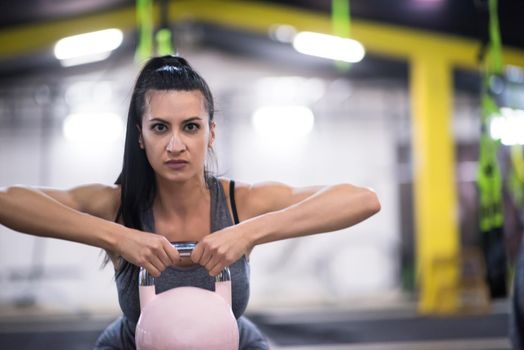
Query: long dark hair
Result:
<box><xmin>108</xmin><ymin>55</ymin><xmax>215</xmax><ymax>271</ymax></box>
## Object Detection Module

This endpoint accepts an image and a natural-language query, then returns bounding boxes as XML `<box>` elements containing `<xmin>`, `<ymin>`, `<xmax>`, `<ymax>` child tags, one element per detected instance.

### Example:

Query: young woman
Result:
<box><xmin>0</xmin><ymin>55</ymin><xmax>381</xmax><ymax>349</ymax></box>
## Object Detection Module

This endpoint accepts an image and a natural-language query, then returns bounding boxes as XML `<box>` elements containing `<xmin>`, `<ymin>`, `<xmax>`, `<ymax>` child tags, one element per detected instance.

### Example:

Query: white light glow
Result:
<box><xmin>255</xmin><ymin>76</ymin><xmax>325</xmax><ymax>105</ymax></box>
<box><xmin>293</xmin><ymin>31</ymin><xmax>365</xmax><ymax>63</ymax></box>
<box><xmin>268</xmin><ymin>24</ymin><xmax>297</xmax><ymax>43</ymax></box>
<box><xmin>490</xmin><ymin>108</ymin><xmax>524</xmax><ymax>145</ymax></box>
<box><xmin>252</xmin><ymin>106</ymin><xmax>314</xmax><ymax>139</ymax></box>
<box><xmin>63</xmin><ymin>113</ymin><xmax>124</xmax><ymax>143</ymax></box>
<box><xmin>54</xmin><ymin>29</ymin><xmax>123</xmax><ymax>67</ymax></box>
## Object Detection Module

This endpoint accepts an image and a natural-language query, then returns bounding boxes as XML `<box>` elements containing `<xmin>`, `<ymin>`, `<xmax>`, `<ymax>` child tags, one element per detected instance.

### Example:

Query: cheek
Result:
<box><xmin>142</xmin><ymin>136</ymin><xmax>164</xmax><ymax>159</ymax></box>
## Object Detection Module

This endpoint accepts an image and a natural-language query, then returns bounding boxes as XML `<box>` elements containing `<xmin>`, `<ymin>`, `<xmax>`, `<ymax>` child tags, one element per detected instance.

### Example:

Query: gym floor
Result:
<box><xmin>0</xmin><ymin>301</ymin><xmax>510</xmax><ymax>350</ymax></box>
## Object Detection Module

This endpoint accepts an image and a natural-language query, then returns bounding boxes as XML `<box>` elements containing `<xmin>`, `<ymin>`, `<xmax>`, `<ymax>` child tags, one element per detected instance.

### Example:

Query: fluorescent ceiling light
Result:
<box><xmin>252</xmin><ymin>105</ymin><xmax>314</xmax><ymax>138</ymax></box>
<box><xmin>63</xmin><ymin>113</ymin><xmax>124</xmax><ymax>143</ymax></box>
<box><xmin>293</xmin><ymin>31</ymin><xmax>365</xmax><ymax>63</ymax></box>
<box><xmin>490</xmin><ymin>107</ymin><xmax>524</xmax><ymax>145</ymax></box>
<box><xmin>54</xmin><ymin>29</ymin><xmax>123</xmax><ymax>67</ymax></box>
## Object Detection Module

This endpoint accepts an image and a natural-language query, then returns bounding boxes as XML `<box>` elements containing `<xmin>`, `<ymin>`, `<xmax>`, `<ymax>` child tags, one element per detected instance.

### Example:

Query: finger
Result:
<box><xmin>200</xmin><ymin>238</ymin><xmax>220</xmax><ymax>265</ymax></box>
<box><xmin>199</xmin><ymin>248</ymin><xmax>214</xmax><ymax>267</ymax></box>
<box><xmin>191</xmin><ymin>242</ymin><xmax>203</xmax><ymax>264</ymax></box>
<box><xmin>155</xmin><ymin>243</ymin><xmax>172</xmax><ymax>267</ymax></box>
<box><xmin>162</xmin><ymin>240</ymin><xmax>181</xmax><ymax>266</ymax></box>
<box><xmin>208</xmin><ymin>261</ymin><xmax>224</xmax><ymax>277</ymax></box>
<box><xmin>148</xmin><ymin>254</ymin><xmax>167</xmax><ymax>275</ymax></box>
<box><xmin>143</xmin><ymin>262</ymin><xmax>161</xmax><ymax>278</ymax></box>
<box><xmin>204</xmin><ymin>252</ymin><xmax>221</xmax><ymax>271</ymax></box>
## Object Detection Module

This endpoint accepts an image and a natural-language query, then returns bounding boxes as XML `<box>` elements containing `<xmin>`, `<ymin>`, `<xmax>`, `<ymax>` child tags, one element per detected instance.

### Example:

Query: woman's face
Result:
<box><xmin>139</xmin><ymin>89</ymin><xmax>215</xmax><ymax>183</ymax></box>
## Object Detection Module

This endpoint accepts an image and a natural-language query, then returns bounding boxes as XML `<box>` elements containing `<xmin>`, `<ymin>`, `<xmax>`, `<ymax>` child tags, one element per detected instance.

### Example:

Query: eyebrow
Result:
<box><xmin>146</xmin><ymin>116</ymin><xmax>203</xmax><ymax>124</ymax></box>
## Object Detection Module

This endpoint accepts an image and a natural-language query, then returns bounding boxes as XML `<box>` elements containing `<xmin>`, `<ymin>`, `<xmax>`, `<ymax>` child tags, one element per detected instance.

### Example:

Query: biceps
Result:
<box><xmin>250</xmin><ymin>183</ymin><xmax>323</xmax><ymax>214</ymax></box>
<box><xmin>41</xmin><ymin>185</ymin><xmax>108</xmax><ymax>214</ymax></box>
<box><xmin>40</xmin><ymin>189</ymin><xmax>82</xmax><ymax>211</ymax></box>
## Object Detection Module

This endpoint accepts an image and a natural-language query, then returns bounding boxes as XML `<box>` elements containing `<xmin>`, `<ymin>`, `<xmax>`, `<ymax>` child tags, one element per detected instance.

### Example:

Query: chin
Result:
<box><xmin>160</xmin><ymin>171</ymin><xmax>200</xmax><ymax>183</ymax></box>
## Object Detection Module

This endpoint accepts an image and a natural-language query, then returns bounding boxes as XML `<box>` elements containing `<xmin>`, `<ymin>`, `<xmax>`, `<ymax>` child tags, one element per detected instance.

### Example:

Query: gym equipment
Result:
<box><xmin>135</xmin><ymin>242</ymin><xmax>239</xmax><ymax>350</ymax></box>
<box><xmin>476</xmin><ymin>0</ymin><xmax>507</xmax><ymax>298</ymax></box>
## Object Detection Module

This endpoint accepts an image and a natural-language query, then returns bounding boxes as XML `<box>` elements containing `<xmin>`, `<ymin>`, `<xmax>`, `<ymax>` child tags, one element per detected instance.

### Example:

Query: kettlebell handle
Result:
<box><xmin>138</xmin><ymin>242</ymin><xmax>233</xmax><ymax>310</ymax></box>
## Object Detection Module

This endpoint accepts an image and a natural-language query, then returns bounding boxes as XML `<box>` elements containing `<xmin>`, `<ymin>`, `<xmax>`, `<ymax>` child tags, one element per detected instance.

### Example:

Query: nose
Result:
<box><xmin>166</xmin><ymin>133</ymin><xmax>186</xmax><ymax>153</ymax></box>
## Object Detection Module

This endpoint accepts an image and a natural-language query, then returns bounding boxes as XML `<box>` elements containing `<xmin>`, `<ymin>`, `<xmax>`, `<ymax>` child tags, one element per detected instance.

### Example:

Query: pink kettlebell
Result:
<box><xmin>135</xmin><ymin>242</ymin><xmax>239</xmax><ymax>350</ymax></box>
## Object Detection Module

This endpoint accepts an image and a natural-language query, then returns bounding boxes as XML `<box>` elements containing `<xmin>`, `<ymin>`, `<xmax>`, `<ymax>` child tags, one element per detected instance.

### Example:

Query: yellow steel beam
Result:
<box><xmin>0</xmin><ymin>7</ymin><xmax>136</xmax><ymax>57</ymax></box>
<box><xmin>411</xmin><ymin>53</ymin><xmax>460</xmax><ymax>313</ymax></box>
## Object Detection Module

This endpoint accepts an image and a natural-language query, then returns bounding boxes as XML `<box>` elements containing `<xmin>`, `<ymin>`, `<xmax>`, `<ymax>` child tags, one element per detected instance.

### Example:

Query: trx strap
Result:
<box><xmin>135</xmin><ymin>0</ymin><xmax>175</xmax><ymax>62</ymax></box>
<box><xmin>135</xmin><ymin>0</ymin><xmax>154</xmax><ymax>62</ymax></box>
<box><xmin>510</xmin><ymin>145</ymin><xmax>524</xmax><ymax>207</ymax></box>
<box><xmin>156</xmin><ymin>0</ymin><xmax>175</xmax><ymax>56</ymax></box>
<box><xmin>331</xmin><ymin>0</ymin><xmax>351</xmax><ymax>72</ymax></box>
<box><xmin>476</xmin><ymin>0</ymin><xmax>507</xmax><ymax>298</ymax></box>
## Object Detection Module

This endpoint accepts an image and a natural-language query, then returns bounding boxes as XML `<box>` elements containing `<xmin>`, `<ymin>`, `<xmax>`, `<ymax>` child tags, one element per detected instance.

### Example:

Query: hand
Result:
<box><xmin>116</xmin><ymin>228</ymin><xmax>180</xmax><ymax>277</ymax></box>
<box><xmin>191</xmin><ymin>225</ymin><xmax>252</xmax><ymax>276</ymax></box>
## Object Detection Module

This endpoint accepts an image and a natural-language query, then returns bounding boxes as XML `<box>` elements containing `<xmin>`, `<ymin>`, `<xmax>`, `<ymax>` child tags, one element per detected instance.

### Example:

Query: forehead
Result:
<box><xmin>144</xmin><ymin>89</ymin><xmax>206</xmax><ymax>119</ymax></box>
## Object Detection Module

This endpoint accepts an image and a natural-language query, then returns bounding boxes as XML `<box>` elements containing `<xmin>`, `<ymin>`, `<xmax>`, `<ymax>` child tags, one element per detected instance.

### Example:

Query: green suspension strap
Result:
<box><xmin>476</xmin><ymin>0</ymin><xmax>507</xmax><ymax>298</ymax></box>
<box><xmin>510</xmin><ymin>145</ymin><xmax>524</xmax><ymax>208</ymax></box>
<box><xmin>331</xmin><ymin>0</ymin><xmax>351</xmax><ymax>72</ymax></box>
<box><xmin>156</xmin><ymin>0</ymin><xmax>175</xmax><ymax>56</ymax></box>
<box><xmin>135</xmin><ymin>0</ymin><xmax>175</xmax><ymax>62</ymax></box>
<box><xmin>135</xmin><ymin>0</ymin><xmax>154</xmax><ymax>62</ymax></box>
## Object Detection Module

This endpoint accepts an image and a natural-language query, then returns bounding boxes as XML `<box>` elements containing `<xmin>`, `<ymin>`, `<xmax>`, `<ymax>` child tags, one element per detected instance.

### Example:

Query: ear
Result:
<box><xmin>136</xmin><ymin>124</ymin><xmax>144</xmax><ymax>149</ymax></box>
<box><xmin>208</xmin><ymin>121</ymin><xmax>216</xmax><ymax>148</ymax></box>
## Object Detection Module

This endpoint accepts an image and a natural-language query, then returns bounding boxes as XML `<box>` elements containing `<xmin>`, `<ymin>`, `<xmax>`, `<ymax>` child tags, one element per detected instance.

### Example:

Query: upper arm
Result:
<box><xmin>41</xmin><ymin>184</ymin><xmax>121</xmax><ymax>221</ymax></box>
<box><xmin>223</xmin><ymin>179</ymin><xmax>322</xmax><ymax>222</ymax></box>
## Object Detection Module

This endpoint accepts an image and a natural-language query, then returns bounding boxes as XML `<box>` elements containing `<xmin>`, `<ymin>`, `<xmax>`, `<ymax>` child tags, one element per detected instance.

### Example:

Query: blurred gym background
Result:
<box><xmin>0</xmin><ymin>0</ymin><xmax>523</xmax><ymax>349</ymax></box>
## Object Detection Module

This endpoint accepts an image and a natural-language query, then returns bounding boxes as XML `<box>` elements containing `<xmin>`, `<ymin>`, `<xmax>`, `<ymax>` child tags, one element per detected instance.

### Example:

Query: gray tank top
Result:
<box><xmin>114</xmin><ymin>176</ymin><xmax>250</xmax><ymax>325</ymax></box>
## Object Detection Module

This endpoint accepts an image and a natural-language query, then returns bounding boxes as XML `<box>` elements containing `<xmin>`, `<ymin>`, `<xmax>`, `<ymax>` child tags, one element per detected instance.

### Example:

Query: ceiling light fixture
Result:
<box><xmin>292</xmin><ymin>31</ymin><xmax>365</xmax><ymax>63</ymax></box>
<box><xmin>54</xmin><ymin>28</ymin><xmax>123</xmax><ymax>67</ymax></box>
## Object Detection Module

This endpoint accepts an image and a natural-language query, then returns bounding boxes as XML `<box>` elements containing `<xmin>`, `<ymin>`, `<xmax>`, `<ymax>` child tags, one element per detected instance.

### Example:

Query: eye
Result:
<box><xmin>184</xmin><ymin>122</ymin><xmax>200</xmax><ymax>133</ymax></box>
<box><xmin>151</xmin><ymin>123</ymin><xmax>168</xmax><ymax>133</ymax></box>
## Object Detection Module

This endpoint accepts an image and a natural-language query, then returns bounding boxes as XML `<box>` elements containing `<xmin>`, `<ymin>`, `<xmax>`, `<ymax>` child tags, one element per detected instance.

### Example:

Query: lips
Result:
<box><xmin>165</xmin><ymin>160</ymin><xmax>188</xmax><ymax>169</ymax></box>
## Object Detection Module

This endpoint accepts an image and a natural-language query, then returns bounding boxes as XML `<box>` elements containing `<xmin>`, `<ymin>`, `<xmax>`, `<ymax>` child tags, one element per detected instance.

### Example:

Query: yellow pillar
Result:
<box><xmin>410</xmin><ymin>54</ymin><xmax>460</xmax><ymax>314</ymax></box>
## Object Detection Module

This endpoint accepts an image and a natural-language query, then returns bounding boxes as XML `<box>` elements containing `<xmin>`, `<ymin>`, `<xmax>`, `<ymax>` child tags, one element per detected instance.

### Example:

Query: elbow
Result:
<box><xmin>357</xmin><ymin>186</ymin><xmax>380</xmax><ymax>217</ymax></box>
<box><xmin>367</xmin><ymin>188</ymin><xmax>381</xmax><ymax>215</ymax></box>
<box><xmin>1</xmin><ymin>185</ymin><xmax>27</xmax><ymax>196</ymax></box>
<box><xmin>0</xmin><ymin>185</ymin><xmax>18</xmax><ymax>198</ymax></box>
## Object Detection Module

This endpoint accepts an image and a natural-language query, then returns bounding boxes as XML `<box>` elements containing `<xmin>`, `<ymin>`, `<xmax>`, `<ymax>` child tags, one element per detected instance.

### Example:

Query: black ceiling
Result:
<box><xmin>1</xmin><ymin>0</ymin><xmax>522</xmax><ymax>49</ymax></box>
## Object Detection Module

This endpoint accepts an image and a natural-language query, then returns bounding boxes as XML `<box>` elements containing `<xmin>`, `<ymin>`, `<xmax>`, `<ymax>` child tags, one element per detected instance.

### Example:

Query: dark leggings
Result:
<box><xmin>94</xmin><ymin>315</ymin><xmax>269</xmax><ymax>350</ymax></box>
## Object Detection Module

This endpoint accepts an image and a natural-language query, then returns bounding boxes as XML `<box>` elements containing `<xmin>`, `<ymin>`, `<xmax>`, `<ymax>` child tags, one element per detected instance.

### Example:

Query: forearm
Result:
<box><xmin>245</xmin><ymin>184</ymin><xmax>380</xmax><ymax>246</ymax></box>
<box><xmin>0</xmin><ymin>186</ymin><xmax>123</xmax><ymax>251</ymax></box>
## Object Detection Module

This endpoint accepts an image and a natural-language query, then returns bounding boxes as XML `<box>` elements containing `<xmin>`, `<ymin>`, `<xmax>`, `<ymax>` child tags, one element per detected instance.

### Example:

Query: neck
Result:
<box><xmin>153</xmin><ymin>174</ymin><xmax>210</xmax><ymax>218</ymax></box>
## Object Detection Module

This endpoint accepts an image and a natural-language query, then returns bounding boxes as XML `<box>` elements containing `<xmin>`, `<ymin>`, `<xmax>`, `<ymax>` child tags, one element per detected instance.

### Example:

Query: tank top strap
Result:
<box><xmin>208</xmin><ymin>176</ymin><xmax>234</xmax><ymax>232</ymax></box>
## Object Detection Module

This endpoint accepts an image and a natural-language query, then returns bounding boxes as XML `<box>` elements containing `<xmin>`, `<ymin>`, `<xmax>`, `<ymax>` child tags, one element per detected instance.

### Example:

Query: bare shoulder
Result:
<box><xmin>42</xmin><ymin>184</ymin><xmax>121</xmax><ymax>221</ymax></box>
<box><xmin>218</xmin><ymin>177</ymin><xmax>321</xmax><ymax>221</ymax></box>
